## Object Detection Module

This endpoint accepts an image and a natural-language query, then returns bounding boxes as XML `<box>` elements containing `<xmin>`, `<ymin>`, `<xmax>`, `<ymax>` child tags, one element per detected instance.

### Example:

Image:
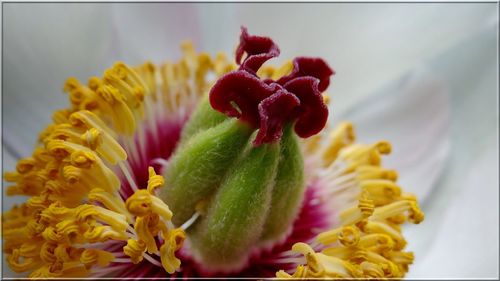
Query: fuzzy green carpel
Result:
<box><xmin>259</xmin><ymin>124</ymin><xmax>305</xmax><ymax>243</ymax></box>
<box><xmin>161</xmin><ymin>118</ymin><xmax>253</xmax><ymax>226</ymax></box>
<box><xmin>161</xmin><ymin>92</ymin><xmax>307</xmax><ymax>271</ymax></box>
<box><xmin>189</xmin><ymin>143</ymin><xmax>280</xmax><ymax>270</ymax></box>
<box><xmin>159</xmin><ymin>26</ymin><xmax>334</xmax><ymax>271</ymax></box>
<box><xmin>180</xmin><ymin>95</ymin><xmax>228</xmax><ymax>143</ymax></box>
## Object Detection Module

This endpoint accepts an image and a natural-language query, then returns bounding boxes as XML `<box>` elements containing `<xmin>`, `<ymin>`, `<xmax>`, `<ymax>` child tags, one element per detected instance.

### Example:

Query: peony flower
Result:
<box><xmin>1</xmin><ymin>25</ymin><xmax>428</xmax><ymax>279</ymax></box>
<box><xmin>2</xmin><ymin>2</ymin><xmax>496</xmax><ymax>276</ymax></box>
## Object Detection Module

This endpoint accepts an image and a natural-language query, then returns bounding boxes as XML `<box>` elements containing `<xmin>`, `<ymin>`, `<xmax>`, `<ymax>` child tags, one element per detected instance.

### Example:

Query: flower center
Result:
<box><xmin>3</xmin><ymin>26</ymin><xmax>424</xmax><ymax>279</ymax></box>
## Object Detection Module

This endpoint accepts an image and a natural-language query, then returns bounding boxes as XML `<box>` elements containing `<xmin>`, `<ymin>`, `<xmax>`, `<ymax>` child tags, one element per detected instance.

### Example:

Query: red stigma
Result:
<box><xmin>209</xmin><ymin>27</ymin><xmax>334</xmax><ymax>145</ymax></box>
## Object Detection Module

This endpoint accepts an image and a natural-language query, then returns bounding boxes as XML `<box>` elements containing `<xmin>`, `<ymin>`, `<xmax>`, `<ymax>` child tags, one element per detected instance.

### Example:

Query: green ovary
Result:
<box><xmin>160</xmin><ymin>96</ymin><xmax>306</xmax><ymax>271</ymax></box>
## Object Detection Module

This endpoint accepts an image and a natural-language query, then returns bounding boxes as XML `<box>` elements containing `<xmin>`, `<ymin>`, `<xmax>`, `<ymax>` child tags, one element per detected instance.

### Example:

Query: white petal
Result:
<box><xmin>403</xmin><ymin>22</ymin><xmax>498</xmax><ymax>278</ymax></box>
<box><xmin>233</xmin><ymin>3</ymin><xmax>496</xmax><ymax>114</ymax></box>
<box><xmin>407</xmin><ymin>138</ymin><xmax>498</xmax><ymax>278</ymax></box>
<box><xmin>110</xmin><ymin>4</ymin><xmax>204</xmax><ymax>63</ymax></box>
<box><xmin>3</xmin><ymin>4</ymin><xmax>115</xmax><ymax>157</ymax></box>
<box><xmin>338</xmin><ymin>68</ymin><xmax>451</xmax><ymax>203</ymax></box>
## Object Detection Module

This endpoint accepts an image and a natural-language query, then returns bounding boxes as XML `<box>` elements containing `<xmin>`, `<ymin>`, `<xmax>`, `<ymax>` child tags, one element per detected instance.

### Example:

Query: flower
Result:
<box><xmin>2</xmin><ymin>26</ymin><xmax>426</xmax><ymax>278</ymax></box>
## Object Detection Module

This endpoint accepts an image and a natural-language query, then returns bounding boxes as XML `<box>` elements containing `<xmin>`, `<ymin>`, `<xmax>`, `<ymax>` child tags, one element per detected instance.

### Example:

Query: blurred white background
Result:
<box><xmin>2</xmin><ymin>3</ymin><xmax>498</xmax><ymax>278</ymax></box>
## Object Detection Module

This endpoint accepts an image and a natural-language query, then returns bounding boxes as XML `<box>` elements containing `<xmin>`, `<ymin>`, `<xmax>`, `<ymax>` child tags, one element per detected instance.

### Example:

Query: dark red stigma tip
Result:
<box><xmin>209</xmin><ymin>26</ymin><xmax>334</xmax><ymax>146</ymax></box>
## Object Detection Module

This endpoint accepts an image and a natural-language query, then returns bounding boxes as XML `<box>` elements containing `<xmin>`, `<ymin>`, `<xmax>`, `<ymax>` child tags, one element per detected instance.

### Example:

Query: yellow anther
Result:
<box><xmin>68</xmin><ymin>85</ymin><xmax>85</xmax><ymax>105</ymax></box>
<box><xmin>351</xmin><ymin>250</ymin><xmax>401</xmax><ymax>277</ymax></box>
<box><xmin>55</xmin><ymin>220</ymin><xmax>84</xmax><ymax>244</ymax></box>
<box><xmin>42</xmin><ymin>226</ymin><xmax>66</xmax><ymax>244</ymax></box>
<box><xmin>19</xmin><ymin>242</ymin><xmax>43</xmax><ymax>258</ymax></box>
<box><xmin>321</xmin><ymin>246</ymin><xmax>357</xmax><ymax>261</ymax></box>
<box><xmin>339</xmin><ymin>195</ymin><xmax>374</xmax><ymax>226</ymax></box>
<box><xmin>62</xmin><ymin>165</ymin><xmax>82</xmax><ymax>185</ymax></box>
<box><xmin>291</xmin><ymin>243</ymin><xmax>325</xmax><ymax>277</ymax></box>
<box><xmin>356</xmin><ymin>166</ymin><xmax>398</xmax><ymax>181</ymax></box>
<box><xmin>125</xmin><ymin>189</ymin><xmax>152</xmax><ymax>217</ymax></box>
<box><xmin>358</xmin><ymin>233</ymin><xmax>395</xmax><ymax>254</ymax></box>
<box><xmin>69</xmin><ymin>110</ymin><xmax>117</xmax><ymax>139</ymax></box>
<box><xmin>45</xmin><ymin>140</ymin><xmax>73</xmax><ymax>160</ymax></box>
<box><xmin>181</xmin><ymin>41</ymin><xmax>196</xmax><ymax>59</ymax></box>
<box><xmin>316</xmin><ymin>225</ymin><xmax>360</xmax><ymax>246</ymax></box>
<box><xmin>54</xmin><ymin>244</ymin><xmax>72</xmax><ymax>262</ymax></box>
<box><xmin>26</xmin><ymin>220</ymin><xmax>46</xmax><ymax>238</ymax></box>
<box><xmin>76</xmin><ymin>205</ymin><xmax>128</xmax><ymax>232</ymax></box>
<box><xmin>16</xmin><ymin>158</ymin><xmax>37</xmax><ymax>174</ymax></box>
<box><xmin>322</xmin><ymin>93</ymin><xmax>330</xmax><ymax>104</ymax></box>
<box><xmin>291</xmin><ymin>242</ymin><xmax>362</xmax><ymax>278</ymax></box>
<box><xmin>103</xmin><ymin>64</ymin><xmax>144</xmax><ymax>116</ymax></box>
<box><xmin>360</xmin><ymin>179</ymin><xmax>402</xmax><ymax>206</ymax></box>
<box><xmin>88</xmin><ymin>76</ymin><xmax>102</xmax><ymax>91</ymax></box>
<box><xmin>359</xmin><ymin>261</ymin><xmax>385</xmax><ymax>278</ymax></box>
<box><xmin>113</xmin><ymin>62</ymin><xmax>149</xmax><ymax>94</ymax></box>
<box><xmin>30</xmin><ymin>261</ymin><xmax>89</xmax><ymax>278</ymax></box>
<box><xmin>134</xmin><ymin>215</ymin><xmax>159</xmax><ymax>254</ymax></box>
<box><xmin>372</xmin><ymin>200</ymin><xmax>424</xmax><ymax>224</ymax></box>
<box><xmin>7</xmin><ymin>249</ymin><xmax>37</xmax><ymax>273</ymax></box>
<box><xmin>103</xmin><ymin>67</ymin><xmax>144</xmax><ymax>112</ymax></box>
<box><xmin>339</xmin><ymin>141</ymin><xmax>392</xmax><ymax>168</ymax></box>
<box><xmin>81</xmin><ymin>128</ymin><xmax>102</xmax><ymax>150</ymax></box>
<box><xmin>271</xmin><ymin>60</ymin><xmax>294</xmax><ymax>80</ymax></box>
<box><xmin>47</xmin><ymin>142</ymin><xmax>120</xmax><ymax>192</ymax></box>
<box><xmin>80</xmin><ymin>249</ymin><xmax>115</xmax><ymax>268</ymax></box>
<box><xmin>126</xmin><ymin>189</ymin><xmax>173</xmax><ymax>221</ymax></box>
<box><xmin>358</xmin><ymin>220</ymin><xmax>406</xmax><ymax>250</ymax></box>
<box><xmin>33</xmin><ymin>147</ymin><xmax>54</xmax><ymax>164</ymax></box>
<box><xmin>322</xmin><ymin>122</ymin><xmax>355</xmax><ymax>166</ymax></box>
<box><xmin>26</xmin><ymin>196</ymin><xmax>50</xmax><ymax>211</ymax></box>
<box><xmin>387</xmin><ymin>251</ymin><xmax>414</xmax><ymax>273</ymax></box>
<box><xmin>213</xmin><ymin>52</ymin><xmax>236</xmax><ymax>76</ymax></box>
<box><xmin>195</xmin><ymin>53</ymin><xmax>214</xmax><ymax>93</ymax></box>
<box><xmin>83</xmin><ymin>224</ymin><xmax>128</xmax><ymax>243</ymax></box>
<box><xmin>4</xmin><ymin>171</ymin><xmax>21</xmax><ymax>182</ymax></box>
<box><xmin>52</xmin><ymin>109</ymin><xmax>73</xmax><ymax>125</ymax></box>
<box><xmin>40</xmin><ymin>202</ymin><xmax>73</xmax><ymax>224</ymax></box>
<box><xmin>146</xmin><ymin>167</ymin><xmax>164</xmax><ymax>194</ymax></box>
<box><xmin>177</xmin><ymin>59</ymin><xmax>191</xmax><ymax>80</ymax></box>
<box><xmin>257</xmin><ymin>65</ymin><xmax>276</xmax><ymax>79</ymax></box>
<box><xmin>338</xmin><ymin>226</ymin><xmax>361</xmax><ymax>247</ymax></box>
<box><xmin>28</xmin><ymin>265</ymin><xmax>54</xmax><ymax>278</ymax></box>
<box><xmin>40</xmin><ymin>242</ymin><xmax>57</xmax><ymax>264</ymax></box>
<box><xmin>66</xmin><ymin>83</ymin><xmax>95</xmax><ymax>107</ymax></box>
<box><xmin>95</xmin><ymin>85</ymin><xmax>137</xmax><ymax>135</ymax></box>
<box><xmin>123</xmin><ymin>239</ymin><xmax>146</xmax><ymax>264</ymax></box>
<box><xmin>45</xmin><ymin>159</ymin><xmax>61</xmax><ymax>179</ymax></box>
<box><xmin>63</xmin><ymin>77</ymin><xmax>81</xmax><ymax>93</ymax></box>
<box><xmin>44</xmin><ymin>180</ymin><xmax>69</xmax><ymax>195</ymax></box>
<box><xmin>70</xmin><ymin>150</ymin><xmax>96</xmax><ymax>169</ymax></box>
<box><xmin>88</xmin><ymin>188</ymin><xmax>129</xmax><ymax>221</ymax></box>
<box><xmin>135</xmin><ymin>62</ymin><xmax>157</xmax><ymax>98</ymax></box>
<box><xmin>80</xmin><ymin>127</ymin><xmax>127</xmax><ymax>165</ymax></box>
<box><xmin>134</xmin><ymin>85</ymin><xmax>145</xmax><ymax>101</ymax></box>
<box><xmin>160</xmin><ymin>228</ymin><xmax>185</xmax><ymax>274</ymax></box>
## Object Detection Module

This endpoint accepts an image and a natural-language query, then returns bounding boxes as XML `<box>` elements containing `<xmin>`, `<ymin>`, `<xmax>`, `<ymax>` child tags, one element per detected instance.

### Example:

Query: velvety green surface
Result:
<box><xmin>161</xmin><ymin>118</ymin><xmax>252</xmax><ymax>226</ymax></box>
<box><xmin>189</xmin><ymin>143</ymin><xmax>280</xmax><ymax>269</ymax></box>
<box><xmin>259</xmin><ymin>124</ymin><xmax>305</xmax><ymax>243</ymax></box>
<box><xmin>162</xmin><ymin>94</ymin><xmax>307</xmax><ymax>270</ymax></box>
<box><xmin>180</xmin><ymin>95</ymin><xmax>228</xmax><ymax>143</ymax></box>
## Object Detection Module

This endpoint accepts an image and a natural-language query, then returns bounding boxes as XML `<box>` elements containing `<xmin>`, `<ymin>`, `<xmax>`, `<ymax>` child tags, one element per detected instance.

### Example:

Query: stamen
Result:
<box><xmin>111</xmin><ymin>258</ymin><xmax>133</xmax><ymax>263</ymax></box>
<box><xmin>179</xmin><ymin>212</ymin><xmax>200</xmax><ymax>231</ymax></box>
<box><xmin>142</xmin><ymin>253</ymin><xmax>162</xmax><ymax>267</ymax></box>
<box><xmin>118</xmin><ymin>161</ymin><xmax>139</xmax><ymax>192</ymax></box>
